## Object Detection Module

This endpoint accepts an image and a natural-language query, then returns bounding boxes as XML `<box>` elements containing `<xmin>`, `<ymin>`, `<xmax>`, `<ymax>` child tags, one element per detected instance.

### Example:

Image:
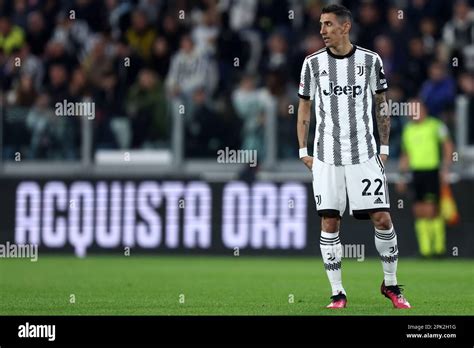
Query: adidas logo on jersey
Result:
<box><xmin>374</xmin><ymin>197</ymin><xmax>384</xmax><ymax>204</ymax></box>
<box><xmin>323</xmin><ymin>81</ymin><xmax>362</xmax><ymax>98</ymax></box>
<box><xmin>320</xmin><ymin>70</ymin><xmax>328</xmax><ymax>77</ymax></box>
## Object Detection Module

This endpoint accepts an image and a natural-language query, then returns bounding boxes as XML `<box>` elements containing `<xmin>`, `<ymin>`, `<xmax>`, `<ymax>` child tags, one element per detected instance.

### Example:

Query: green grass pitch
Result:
<box><xmin>0</xmin><ymin>256</ymin><xmax>473</xmax><ymax>315</ymax></box>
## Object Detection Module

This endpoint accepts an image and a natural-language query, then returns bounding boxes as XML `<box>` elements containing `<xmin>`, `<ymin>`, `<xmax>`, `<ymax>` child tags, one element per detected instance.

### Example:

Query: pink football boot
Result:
<box><xmin>381</xmin><ymin>281</ymin><xmax>411</xmax><ymax>309</ymax></box>
<box><xmin>326</xmin><ymin>292</ymin><xmax>347</xmax><ymax>309</ymax></box>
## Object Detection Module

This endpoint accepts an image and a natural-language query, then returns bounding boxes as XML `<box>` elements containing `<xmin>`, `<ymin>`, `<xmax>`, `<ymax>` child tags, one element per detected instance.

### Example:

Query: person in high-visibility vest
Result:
<box><xmin>397</xmin><ymin>98</ymin><xmax>454</xmax><ymax>257</ymax></box>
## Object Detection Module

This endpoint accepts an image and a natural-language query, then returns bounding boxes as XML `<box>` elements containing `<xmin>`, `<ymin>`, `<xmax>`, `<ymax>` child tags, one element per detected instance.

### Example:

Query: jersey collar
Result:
<box><xmin>326</xmin><ymin>44</ymin><xmax>357</xmax><ymax>59</ymax></box>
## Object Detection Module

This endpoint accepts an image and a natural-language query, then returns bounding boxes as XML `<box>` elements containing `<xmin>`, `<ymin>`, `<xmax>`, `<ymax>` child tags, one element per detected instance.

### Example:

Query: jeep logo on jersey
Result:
<box><xmin>323</xmin><ymin>81</ymin><xmax>362</xmax><ymax>98</ymax></box>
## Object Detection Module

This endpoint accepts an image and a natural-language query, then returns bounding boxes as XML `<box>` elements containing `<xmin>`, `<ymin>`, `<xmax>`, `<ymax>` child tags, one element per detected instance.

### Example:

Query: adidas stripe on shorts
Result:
<box><xmin>312</xmin><ymin>154</ymin><xmax>390</xmax><ymax>220</ymax></box>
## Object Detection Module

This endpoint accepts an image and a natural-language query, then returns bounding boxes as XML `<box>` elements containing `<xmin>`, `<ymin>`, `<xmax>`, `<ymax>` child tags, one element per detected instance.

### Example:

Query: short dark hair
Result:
<box><xmin>321</xmin><ymin>4</ymin><xmax>352</xmax><ymax>24</ymax></box>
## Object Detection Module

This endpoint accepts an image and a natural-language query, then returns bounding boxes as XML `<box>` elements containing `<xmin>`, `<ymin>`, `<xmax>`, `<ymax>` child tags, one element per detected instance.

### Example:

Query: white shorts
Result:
<box><xmin>312</xmin><ymin>155</ymin><xmax>390</xmax><ymax>220</ymax></box>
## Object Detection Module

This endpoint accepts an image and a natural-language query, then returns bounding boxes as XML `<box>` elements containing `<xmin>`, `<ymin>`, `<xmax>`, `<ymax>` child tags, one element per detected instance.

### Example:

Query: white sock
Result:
<box><xmin>375</xmin><ymin>226</ymin><xmax>398</xmax><ymax>286</ymax></box>
<box><xmin>320</xmin><ymin>231</ymin><xmax>345</xmax><ymax>296</ymax></box>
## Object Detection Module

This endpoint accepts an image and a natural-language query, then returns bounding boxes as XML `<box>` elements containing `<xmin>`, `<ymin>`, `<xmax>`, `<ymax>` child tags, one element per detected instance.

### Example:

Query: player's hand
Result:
<box><xmin>379</xmin><ymin>154</ymin><xmax>388</xmax><ymax>163</ymax></box>
<box><xmin>301</xmin><ymin>156</ymin><xmax>313</xmax><ymax>171</ymax></box>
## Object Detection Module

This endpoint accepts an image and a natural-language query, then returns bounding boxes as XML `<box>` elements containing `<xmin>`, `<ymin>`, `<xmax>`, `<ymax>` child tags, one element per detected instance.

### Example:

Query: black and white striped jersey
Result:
<box><xmin>298</xmin><ymin>45</ymin><xmax>388</xmax><ymax>166</ymax></box>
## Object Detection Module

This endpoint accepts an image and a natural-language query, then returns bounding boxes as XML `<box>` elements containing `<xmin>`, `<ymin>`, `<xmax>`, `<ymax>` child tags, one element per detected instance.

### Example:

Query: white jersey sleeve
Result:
<box><xmin>370</xmin><ymin>54</ymin><xmax>388</xmax><ymax>94</ymax></box>
<box><xmin>298</xmin><ymin>58</ymin><xmax>316</xmax><ymax>100</ymax></box>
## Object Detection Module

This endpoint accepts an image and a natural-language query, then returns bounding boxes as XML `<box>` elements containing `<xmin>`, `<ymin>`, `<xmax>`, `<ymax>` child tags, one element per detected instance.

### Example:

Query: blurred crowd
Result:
<box><xmin>0</xmin><ymin>0</ymin><xmax>472</xmax><ymax>161</ymax></box>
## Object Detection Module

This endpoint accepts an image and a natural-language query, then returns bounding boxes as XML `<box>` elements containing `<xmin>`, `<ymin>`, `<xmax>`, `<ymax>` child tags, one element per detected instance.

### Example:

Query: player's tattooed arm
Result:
<box><xmin>375</xmin><ymin>92</ymin><xmax>390</xmax><ymax>146</ymax></box>
<box><xmin>297</xmin><ymin>98</ymin><xmax>313</xmax><ymax>170</ymax></box>
<box><xmin>297</xmin><ymin>98</ymin><xmax>312</xmax><ymax>149</ymax></box>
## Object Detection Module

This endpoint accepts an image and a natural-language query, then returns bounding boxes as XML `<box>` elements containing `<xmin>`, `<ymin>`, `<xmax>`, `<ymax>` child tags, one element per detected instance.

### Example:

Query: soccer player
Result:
<box><xmin>296</xmin><ymin>4</ymin><xmax>411</xmax><ymax>309</ymax></box>
<box><xmin>397</xmin><ymin>98</ymin><xmax>454</xmax><ymax>257</ymax></box>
